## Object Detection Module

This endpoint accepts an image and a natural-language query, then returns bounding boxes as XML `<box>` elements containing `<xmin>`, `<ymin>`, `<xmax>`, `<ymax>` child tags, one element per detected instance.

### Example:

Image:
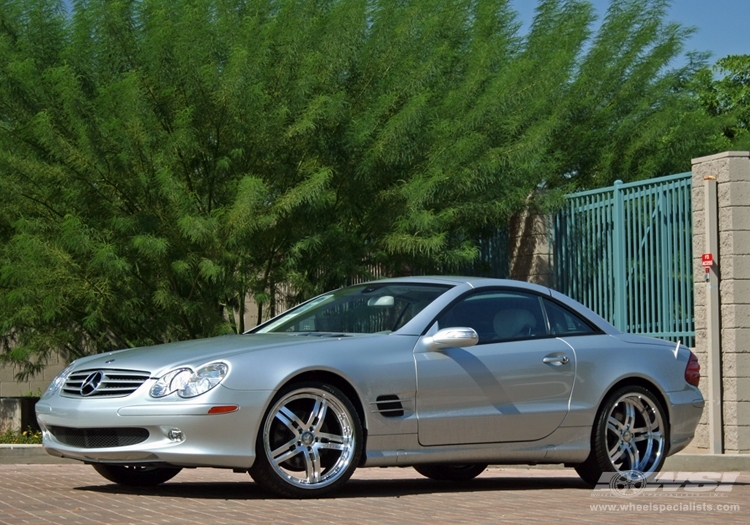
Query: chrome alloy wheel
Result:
<box><xmin>261</xmin><ymin>386</ymin><xmax>358</xmax><ymax>491</ymax></box>
<box><xmin>605</xmin><ymin>392</ymin><xmax>665</xmax><ymax>474</ymax></box>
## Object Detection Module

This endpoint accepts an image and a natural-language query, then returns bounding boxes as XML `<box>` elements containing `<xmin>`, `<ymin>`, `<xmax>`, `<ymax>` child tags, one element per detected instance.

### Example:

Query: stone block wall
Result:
<box><xmin>692</xmin><ymin>151</ymin><xmax>750</xmax><ymax>453</ymax></box>
<box><xmin>0</xmin><ymin>355</ymin><xmax>65</xmax><ymax>432</ymax></box>
<box><xmin>0</xmin><ymin>354</ymin><xmax>65</xmax><ymax>398</ymax></box>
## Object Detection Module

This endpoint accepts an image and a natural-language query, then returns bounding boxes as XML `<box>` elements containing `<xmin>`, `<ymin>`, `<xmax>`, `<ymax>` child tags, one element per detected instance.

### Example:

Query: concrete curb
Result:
<box><xmin>0</xmin><ymin>445</ymin><xmax>75</xmax><ymax>464</ymax></box>
<box><xmin>663</xmin><ymin>453</ymin><xmax>750</xmax><ymax>472</ymax></box>
<box><xmin>2</xmin><ymin>445</ymin><xmax>749</xmax><ymax>470</ymax></box>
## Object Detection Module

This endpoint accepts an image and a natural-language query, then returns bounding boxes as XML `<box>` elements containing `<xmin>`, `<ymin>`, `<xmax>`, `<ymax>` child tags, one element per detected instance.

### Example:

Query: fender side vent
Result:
<box><xmin>375</xmin><ymin>395</ymin><xmax>404</xmax><ymax>417</ymax></box>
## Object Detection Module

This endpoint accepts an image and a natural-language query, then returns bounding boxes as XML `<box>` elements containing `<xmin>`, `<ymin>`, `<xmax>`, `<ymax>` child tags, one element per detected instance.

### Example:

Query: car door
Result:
<box><xmin>414</xmin><ymin>289</ymin><xmax>576</xmax><ymax>446</ymax></box>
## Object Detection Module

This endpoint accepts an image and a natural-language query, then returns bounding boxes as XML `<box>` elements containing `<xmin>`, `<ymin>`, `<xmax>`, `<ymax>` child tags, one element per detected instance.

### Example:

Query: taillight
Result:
<box><xmin>685</xmin><ymin>351</ymin><xmax>700</xmax><ymax>387</ymax></box>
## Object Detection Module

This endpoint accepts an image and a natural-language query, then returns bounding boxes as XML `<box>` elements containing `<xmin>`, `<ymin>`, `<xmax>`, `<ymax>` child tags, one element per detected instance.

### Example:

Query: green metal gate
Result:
<box><xmin>553</xmin><ymin>173</ymin><xmax>694</xmax><ymax>346</ymax></box>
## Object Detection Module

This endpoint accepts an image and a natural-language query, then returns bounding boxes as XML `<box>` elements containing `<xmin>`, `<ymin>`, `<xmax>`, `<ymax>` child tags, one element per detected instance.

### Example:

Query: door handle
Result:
<box><xmin>543</xmin><ymin>354</ymin><xmax>569</xmax><ymax>366</ymax></box>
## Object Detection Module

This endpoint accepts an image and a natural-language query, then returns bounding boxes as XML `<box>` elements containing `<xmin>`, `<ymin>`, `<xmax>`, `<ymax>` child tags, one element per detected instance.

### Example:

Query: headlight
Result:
<box><xmin>178</xmin><ymin>362</ymin><xmax>229</xmax><ymax>398</ymax></box>
<box><xmin>150</xmin><ymin>368</ymin><xmax>192</xmax><ymax>398</ymax></box>
<box><xmin>41</xmin><ymin>363</ymin><xmax>75</xmax><ymax>400</ymax></box>
<box><xmin>150</xmin><ymin>362</ymin><xmax>229</xmax><ymax>398</ymax></box>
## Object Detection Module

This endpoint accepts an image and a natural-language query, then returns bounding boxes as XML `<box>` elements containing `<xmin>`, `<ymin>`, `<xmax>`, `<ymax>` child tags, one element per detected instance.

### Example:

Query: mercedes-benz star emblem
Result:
<box><xmin>80</xmin><ymin>371</ymin><xmax>104</xmax><ymax>396</ymax></box>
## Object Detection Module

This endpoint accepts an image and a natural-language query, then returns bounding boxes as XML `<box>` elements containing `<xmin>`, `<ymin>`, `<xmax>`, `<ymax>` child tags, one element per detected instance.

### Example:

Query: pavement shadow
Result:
<box><xmin>74</xmin><ymin>473</ymin><xmax>590</xmax><ymax>500</ymax></box>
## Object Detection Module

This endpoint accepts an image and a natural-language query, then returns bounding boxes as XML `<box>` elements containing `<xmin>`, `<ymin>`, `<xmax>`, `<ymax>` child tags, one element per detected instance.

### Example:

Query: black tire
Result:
<box><xmin>575</xmin><ymin>385</ymin><xmax>668</xmax><ymax>486</ymax></box>
<box><xmin>92</xmin><ymin>464</ymin><xmax>182</xmax><ymax>487</ymax></box>
<box><xmin>414</xmin><ymin>463</ymin><xmax>488</xmax><ymax>481</ymax></box>
<box><xmin>249</xmin><ymin>382</ymin><xmax>363</xmax><ymax>498</ymax></box>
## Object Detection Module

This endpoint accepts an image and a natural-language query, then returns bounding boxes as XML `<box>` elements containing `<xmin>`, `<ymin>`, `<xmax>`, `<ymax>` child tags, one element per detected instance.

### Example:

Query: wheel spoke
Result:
<box><xmin>316</xmin><ymin>441</ymin><xmax>346</xmax><ymax>451</ymax></box>
<box><xmin>270</xmin><ymin>437</ymin><xmax>298</xmax><ymax>463</ymax></box>
<box><xmin>607</xmin><ymin>415</ymin><xmax>625</xmax><ymax>435</ymax></box>
<box><xmin>631</xmin><ymin>424</ymin><xmax>655</xmax><ymax>434</ymax></box>
<box><xmin>271</xmin><ymin>440</ymin><xmax>302</xmax><ymax>465</ymax></box>
<box><xmin>622</xmin><ymin>399</ymin><xmax>637</xmax><ymax>430</ymax></box>
<box><xmin>633</xmin><ymin>454</ymin><xmax>648</xmax><ymax>471</ymax></box>
<box><xmin>624</xmin><ymin>442</ymin><xmax>638</xmax><ymax>470</ymax></box>
<box><xmin>610</xmin><ymin>442</ymin><xmax>626</xmax><ymax>463</ymax></box>
<box><xmin>638</xmin><ymin>435</ymin><xmax>656</xmax><ymax>470</ymax></box>
<box><xmin>316</xmin><ymin>431</ymin><xmax>345</xmax><ymax>444</ymax></box>
<box><xmin>308</xmin><ymin>398</ymin><xmax>329</xmax><ymax>432</ymax></box>
<box><xmin>302</xmin><ymin>447</ymin><xmax>322</xmax><ymax>484</ymax></box>
<box><xmin>277</xmin><ymin>406</ymin><xmax>304</xmax><ymax>435</ymax></box>
<box><xmin>633</xmin><ymin>431</ymin><xmax>662</xmax><ymax>443</ymax></box>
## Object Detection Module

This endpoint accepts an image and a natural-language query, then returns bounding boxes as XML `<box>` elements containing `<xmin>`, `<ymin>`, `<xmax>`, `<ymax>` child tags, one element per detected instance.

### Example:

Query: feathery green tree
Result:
<box><xmin>0</xmin><ymin>0</ymin><xmax>719</xmax><ymax>376</ymax></box>
<box><xmin>694</xmin><ymin>54</ymin><xmax>750</xmax><ymax>150</ymax></box>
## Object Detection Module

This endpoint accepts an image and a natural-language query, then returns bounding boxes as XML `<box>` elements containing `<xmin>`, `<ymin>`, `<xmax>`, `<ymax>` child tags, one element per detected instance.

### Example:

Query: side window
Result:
<box><xmin>543</xmin><ymin>298</ymin><xmax>598</xmax><ymax>336</ymax></box>
<box><xmin>437</xmin><ymin>290</ymin><xmax>547</xmax><ymax>344</ymax></box>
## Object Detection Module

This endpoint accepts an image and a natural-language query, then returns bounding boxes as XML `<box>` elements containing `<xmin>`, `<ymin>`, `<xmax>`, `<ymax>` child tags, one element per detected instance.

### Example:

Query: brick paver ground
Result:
<box><xmin>0</xmin><ymin>464</ymin><xmax>746</xmax><ymax>525</ymax></box>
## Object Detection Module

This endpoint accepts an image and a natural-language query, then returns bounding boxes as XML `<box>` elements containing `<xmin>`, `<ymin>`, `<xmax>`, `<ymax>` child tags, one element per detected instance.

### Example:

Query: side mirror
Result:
<box><xmin>427</xmin><ymin>327</ymin><xmax>479</xmax><ymax>350</ymax></box>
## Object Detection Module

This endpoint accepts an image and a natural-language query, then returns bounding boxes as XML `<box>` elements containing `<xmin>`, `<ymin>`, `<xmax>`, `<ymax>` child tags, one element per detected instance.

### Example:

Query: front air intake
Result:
<box><xmin>49</xmin><ymin>426</ymin><xmax>149</xmax><ymax>448</ymax></box>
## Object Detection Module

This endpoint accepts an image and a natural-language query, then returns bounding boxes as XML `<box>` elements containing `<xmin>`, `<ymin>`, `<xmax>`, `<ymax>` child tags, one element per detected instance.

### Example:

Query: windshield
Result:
<box><xmin>254</xmin><ymin>283</ymin><xmax>452</xmax><ymax>334</ymax></box>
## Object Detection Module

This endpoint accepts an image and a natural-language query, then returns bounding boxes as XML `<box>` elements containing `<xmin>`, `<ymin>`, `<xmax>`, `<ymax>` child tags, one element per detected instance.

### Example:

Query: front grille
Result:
<box><xmin>49</xmin><ymin>426</ymin><xmax>149</xmax><ymax>448</ymax></box>
<box><xmin>62</xmin><ymin>369</ymin><xmax>151</xmax><ymax>398</ymax></box>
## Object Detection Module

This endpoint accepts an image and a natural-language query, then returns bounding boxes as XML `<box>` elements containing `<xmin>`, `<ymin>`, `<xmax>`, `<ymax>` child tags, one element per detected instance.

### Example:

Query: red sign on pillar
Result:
<box><xmin>702</xmin><ymin>253</ymin><xmax>714</xmax><ymax>267</ymax></box>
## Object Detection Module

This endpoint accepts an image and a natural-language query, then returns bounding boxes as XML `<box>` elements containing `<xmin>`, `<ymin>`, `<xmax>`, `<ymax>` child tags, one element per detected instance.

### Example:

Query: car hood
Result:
<box><xmin>70</xmin><ymin>333</ymin><xmax>379</xmax><ymax>375</ymax></box>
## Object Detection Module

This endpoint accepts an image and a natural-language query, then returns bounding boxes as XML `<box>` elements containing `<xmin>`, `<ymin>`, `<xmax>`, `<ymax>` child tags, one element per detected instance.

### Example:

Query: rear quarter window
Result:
<box><xmin>543</xmin><ymin>298</ymin><xmax>599</xmax><ymax>336</ymax></box>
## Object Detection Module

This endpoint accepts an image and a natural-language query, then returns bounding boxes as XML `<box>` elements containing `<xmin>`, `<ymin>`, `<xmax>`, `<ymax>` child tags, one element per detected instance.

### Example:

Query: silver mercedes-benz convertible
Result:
<box><xmin>36</xmin><ymin>277</ymin><xmax>703</xmax><ymax>497</ymax></box>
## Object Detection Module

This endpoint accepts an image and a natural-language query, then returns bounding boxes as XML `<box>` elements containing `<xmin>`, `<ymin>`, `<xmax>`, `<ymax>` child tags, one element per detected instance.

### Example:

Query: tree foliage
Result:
<box><xmin>0</xmin><ymin>0</ymin><xmax>721</xmax><ymax>376</ymax></box>
<box><xmin>694</xmin><ymin>54</ymin><xmax>750</xmax><ymax>150</ymax></box>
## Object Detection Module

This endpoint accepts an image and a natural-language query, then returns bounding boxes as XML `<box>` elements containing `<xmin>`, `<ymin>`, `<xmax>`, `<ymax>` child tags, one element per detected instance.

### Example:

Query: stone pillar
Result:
<box><xmin>692</xmin><ymin>151</ymin><xmax>750</xmax><ymax>454</ymax></box>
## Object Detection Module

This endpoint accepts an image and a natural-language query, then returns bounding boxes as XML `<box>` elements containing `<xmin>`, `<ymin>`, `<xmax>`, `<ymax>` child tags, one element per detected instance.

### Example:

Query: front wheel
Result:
<box><xmin>249</xmin><ymin>382</ymin><xmax>363</xmax><ymax>498</ymax></box>
<box><xmin>575</xmin><ymin>385</ymin><xmax>668</xmax><ymax>486</ymax></box>
<box><xmin>414</xmin><ymin>463</ymin><xmax>488</xmax><ymax>481</ymax></box>
<box><xmin>92</xmin><ymin>464</ymin><xmax>182</xmax><ymax>486</ymax></box>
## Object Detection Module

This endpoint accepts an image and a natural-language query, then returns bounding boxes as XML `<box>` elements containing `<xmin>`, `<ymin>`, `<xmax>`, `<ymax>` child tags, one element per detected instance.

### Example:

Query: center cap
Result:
<box><xmin>622</xmin><ymin>431</ymin><xmax>633</xmax><ymax>443</ymax></box>
<box><xmin>301</xmin><ymin>431</ymin><xmax>314</xmax><ymax>446</ymax></box>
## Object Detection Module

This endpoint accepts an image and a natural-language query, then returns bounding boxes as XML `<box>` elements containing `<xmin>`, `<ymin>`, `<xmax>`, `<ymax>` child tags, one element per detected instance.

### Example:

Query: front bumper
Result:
<box><xmin>36</xmin><ymin>386</ymin><xmax>273</xmax><ymax>469</ymax></box>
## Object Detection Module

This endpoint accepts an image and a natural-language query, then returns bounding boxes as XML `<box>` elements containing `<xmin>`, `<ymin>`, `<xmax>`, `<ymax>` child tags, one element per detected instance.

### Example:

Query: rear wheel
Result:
<box><xmin>575</xmin><ymin>385</ymin><xmax>667</xmax><ymax>486</ymax></box>
<box><xmin>92</xmin><ymin>464</ymin><xmax>182</xmax><ymax>486</ymax></box>
<box><xmin>414</xmin><ymin>463</ymin><xmax>488</xmax><ymax>481</ymax></box>
<box><xmin>249</xmin><ymin>382</ymin><xmax>363</xmax><ymax>498</ymax></box>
